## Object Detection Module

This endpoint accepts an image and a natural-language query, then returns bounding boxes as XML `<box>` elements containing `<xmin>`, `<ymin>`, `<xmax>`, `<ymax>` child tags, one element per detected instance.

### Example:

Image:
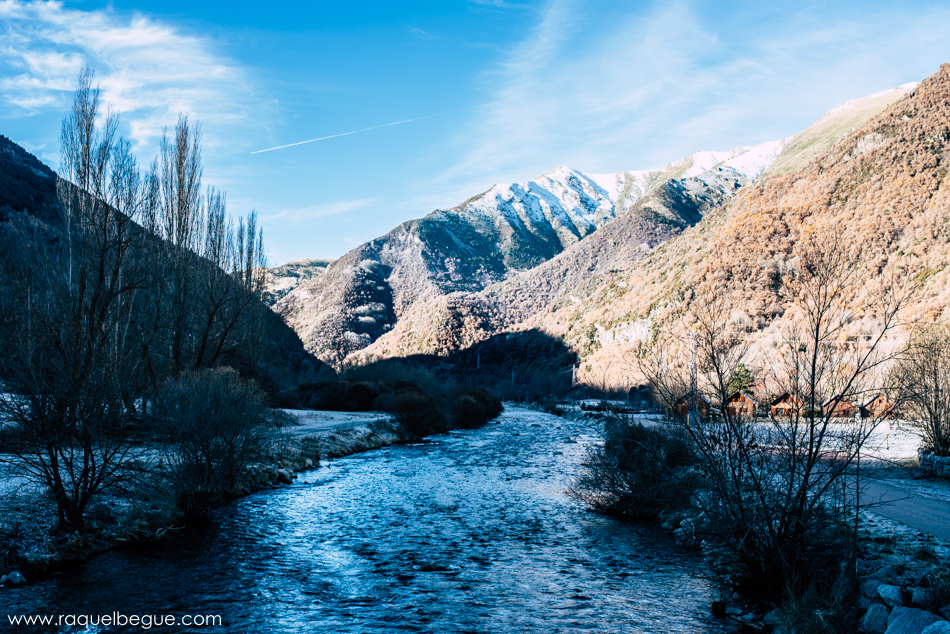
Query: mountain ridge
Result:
<box><xmin>277</xmin><ymin>140</ymin><xmax>791</xmax><ymax>364</ymax></box>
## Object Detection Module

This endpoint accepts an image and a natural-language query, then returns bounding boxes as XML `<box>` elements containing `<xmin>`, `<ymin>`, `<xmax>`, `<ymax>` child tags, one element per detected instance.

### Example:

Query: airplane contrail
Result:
<box><xmin>251</xmin><ymin>115</ymin><xmax>436</xmax><ymax>154</ymax></box>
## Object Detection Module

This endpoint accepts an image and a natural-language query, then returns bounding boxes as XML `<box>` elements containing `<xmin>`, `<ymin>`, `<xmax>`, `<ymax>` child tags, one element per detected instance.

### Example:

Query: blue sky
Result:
<box><xmin>2</xmin><ymin>0</ymin><xmax>950</xmax><ymax>264</ymax></box>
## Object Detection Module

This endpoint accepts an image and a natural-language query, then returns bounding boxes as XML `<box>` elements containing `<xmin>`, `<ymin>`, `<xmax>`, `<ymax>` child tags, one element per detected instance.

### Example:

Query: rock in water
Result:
<box><xmin>6</xmin><ymin>572</ymin><xmax>25</xmax><ymax>586</ymax></box>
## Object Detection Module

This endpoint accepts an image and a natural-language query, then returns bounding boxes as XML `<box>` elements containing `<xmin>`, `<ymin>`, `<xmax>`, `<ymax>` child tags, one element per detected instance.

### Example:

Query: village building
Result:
<box><xmin>770</xmin><ymin>393</ymin><xmax>802</xmax><ymax>417</ymax></box>
<box><xmin>674</xmin><ymin>392</ymin><xmax>711</xmax><ymax>420</ymax></box>
<box><xmin>726</xmin><ymin>391</ymin><xmax>758</xmax><ymax>417</ymax></box>
<box><xmin>821</xmin><ymin>395</ymin><xmax>856</xmax><ymax>419</ymax></box>
<box><xmin>860</xmin><ymin>394</ymin><xmax>893</xmax><ymax>418</ymax></box>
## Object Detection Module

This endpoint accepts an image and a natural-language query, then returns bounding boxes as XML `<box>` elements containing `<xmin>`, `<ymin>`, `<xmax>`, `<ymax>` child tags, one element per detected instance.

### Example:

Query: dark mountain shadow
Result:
<box><xmin>397</xmin><ymin>328</ymin><xmax>578</xmax><ymax>399</ymax></box>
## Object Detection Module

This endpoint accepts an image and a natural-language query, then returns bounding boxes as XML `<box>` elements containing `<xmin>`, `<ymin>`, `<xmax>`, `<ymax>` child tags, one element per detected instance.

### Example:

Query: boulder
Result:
<box><xmin>921</xmin><ymin>623</ymin><xmax>950</xmax><ymax>634</ymax></box>
<box><xmin>885</xmin><ymin>607</ymin><xmax>943</xmax><ymax>634</ymax></box>
<box><xmin>916</xmin><ymin>573</ymin><xmax>933</xmax><ymax>589</ymax></box>
<box><xmin>860</xmin><ymin>580</ymin><xmax>886</xmax><ymax>610</ymax></box>
<box><xmin>862</xmin><ymin>604</ymin><xmax>890</xmax><ymax>634</ymax></box>
<box><xmin>872</xmin><ymin>566</ymin><xmax>902</xmax><ymax>581</ymax></box>
<box><xmin>940</xmin><ymin>606</ymin><xmax>950</xmax><ymax>621</ymax></box>
<box><xmin>0</xmin><ymin>575</ymin><xmax>6</xmax><ymax>585</ymax></box>
<box><xmin>912</xmin><ymin>588</ymin><xmax>938</xmax><ymax>610</ymax></box>
<box><xmin>275</xmin><ymin>469</ymin><xmax>294</xmax><ymax>485</ymax></box>
<box><xmin>878</xmin><ymin>585</ymin><xmax>906</xmax><ymax>609</ymax></box>
<box><xmin>6</xmin><ymin>572</ymin><xmax>25</xmax><ymax>586</ymax></box>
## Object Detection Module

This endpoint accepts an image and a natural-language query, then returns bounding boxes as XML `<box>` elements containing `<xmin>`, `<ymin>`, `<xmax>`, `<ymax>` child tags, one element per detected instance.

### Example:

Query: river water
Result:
<box><xmin>2</xmin><ymin>406</ymin><xmax>727</xmax><ymax>633</ymax></box>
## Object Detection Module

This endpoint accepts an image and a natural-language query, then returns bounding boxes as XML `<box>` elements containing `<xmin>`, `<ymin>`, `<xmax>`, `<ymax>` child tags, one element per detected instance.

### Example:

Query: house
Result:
<box><xmin>821</xmin><ymin>395</ymin><xmax>856</xmax><ymax>419</ymax></box>
<box><xmin>860</xmin><ymin>394</ymin><xmax>893</xmax><ymax>419</ymax></box>
<box><xmin>726</xmin><ymin>391</ymin><xmax>758</xmax><ymax>417</ymax></box>
<box><xmin>674</xmin><ymin>392</ymin><xmax>711</xmax><ymax>420</ymax></box>
<box><xmin>770</xmin><ymin>393</ymin><xmax>802</xmax><ymax>417</ymax></box>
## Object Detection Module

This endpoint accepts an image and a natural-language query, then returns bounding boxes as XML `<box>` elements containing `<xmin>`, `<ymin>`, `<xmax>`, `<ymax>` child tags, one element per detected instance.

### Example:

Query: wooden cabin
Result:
<box><xmin>770</xmin><ymin>393</ymin><xmax>802</xmax><ymax>417</ymax></box>
<box><xmin>726</xmin><ymin>391</ymin><xmax>758</xmax><ymax>417</ymax></box>
<box><xmin>860</xmin><ymin>394</ymin><xmax>893</xmax><ymax>419</ymax></box>
<box><xmin>674</xmin><ymin>392</ymin><xmax>711</xmax><ymax>420</ymax></box>
<box><xmin>821</xmin><ymin>395</ymin><xmax>856</xmax><ymax>419</ymax></box>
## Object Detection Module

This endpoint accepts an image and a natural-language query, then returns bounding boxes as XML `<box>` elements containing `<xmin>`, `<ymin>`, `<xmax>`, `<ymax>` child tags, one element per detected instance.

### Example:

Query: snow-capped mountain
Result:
<box><xmin>275</xmin><ymin>140</ymin><xmax>789</xmax><ymax>363</ymax></box>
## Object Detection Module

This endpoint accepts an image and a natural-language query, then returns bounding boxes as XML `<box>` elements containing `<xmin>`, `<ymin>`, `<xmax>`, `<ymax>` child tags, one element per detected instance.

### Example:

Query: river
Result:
<box><xmin>1</xmin><ymin>406</ymin><xmax>728</xmax><ymax>633</ymax></box>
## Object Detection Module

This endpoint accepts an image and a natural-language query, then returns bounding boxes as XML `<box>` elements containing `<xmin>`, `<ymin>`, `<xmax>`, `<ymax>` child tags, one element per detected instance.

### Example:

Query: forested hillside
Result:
<box><xmin>541</xmin><ymin>63</ymin><xmax>950</xmax><ymax>383</ymax></box>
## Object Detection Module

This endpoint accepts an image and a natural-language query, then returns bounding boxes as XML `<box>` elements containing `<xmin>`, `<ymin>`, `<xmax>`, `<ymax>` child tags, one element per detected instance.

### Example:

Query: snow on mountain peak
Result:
<box><xmin>681</xmin><ymin>139</ymin><xmax>790</xmax><ymax>180</ymax></box>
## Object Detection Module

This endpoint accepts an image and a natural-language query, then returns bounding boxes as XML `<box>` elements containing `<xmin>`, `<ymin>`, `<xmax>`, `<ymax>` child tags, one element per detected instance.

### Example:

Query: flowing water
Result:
<box><xmin>1</xmin><ymin>407</ymin><xmax>728</xmax><ymax>633</ymax></box>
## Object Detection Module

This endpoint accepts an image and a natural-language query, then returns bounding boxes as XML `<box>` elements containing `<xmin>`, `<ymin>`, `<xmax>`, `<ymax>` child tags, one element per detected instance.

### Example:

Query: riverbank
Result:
<box><xmin>568</xmin><ymin>405</ymin><xmax>950</xmax><ymax>632</ymax></box>
<box><xmin>0</xmin><ymin>409</ymin><xmax>402</xmax><ymax>586</ymax></box>
<box><xmin>1</xmin><ymin>406</ymin><xmax>727</xmax><ymax>633</ymax></box>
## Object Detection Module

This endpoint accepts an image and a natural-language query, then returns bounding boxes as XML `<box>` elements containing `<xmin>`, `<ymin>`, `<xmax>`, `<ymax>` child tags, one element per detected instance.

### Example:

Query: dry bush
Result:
<box><xmin>151</xmin><ymin>368</ymin><xmax>277</xmax><ymax>520</ymax></box>
<box><xmin>570</xmin><ymin>419</ymin><xmax>696</xmax><ymax>519</ymax></box>
<box><xmin>450</xmin><ymin>387</ymin><xmax>503</xmax><ymax>429</ymax></box>
<box><xmin>375</xmin><ymin>389</ymin><xmax>448</xmax><ymax>441</ymax></box>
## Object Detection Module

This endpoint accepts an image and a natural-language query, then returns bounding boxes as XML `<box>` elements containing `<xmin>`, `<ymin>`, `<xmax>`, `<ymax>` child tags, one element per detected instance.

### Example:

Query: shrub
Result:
<box><xmin>151</xmin><ymin>368</ymin><xmax>277</xmax><ymax>520</ymax></box>
<box><xmin>570</xmin><ymin>420</ymin><xmax>696</xmax><ymax>520</ymax></box>
<box><xmin>375</xmin><ymin>389</ymin><xmax>448</xmax><ymax>440</ymax></box>
<box><xmin>450</xmin><ymin>387</ymin><xmax>503</xmax><ymax>429</ymax></box>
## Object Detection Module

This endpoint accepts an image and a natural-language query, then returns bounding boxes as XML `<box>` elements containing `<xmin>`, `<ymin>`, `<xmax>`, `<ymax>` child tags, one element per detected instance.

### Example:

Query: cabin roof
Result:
<box><xmin>676</xmin><ymin>392</ymin><xmax>711</xmax><ymax>405</ymax></box>
<box><xmin>860</xmin><ymin>394</ymin><xmax>889</xmax><ymax>408</ymax></box>
<box><xmin>821</xmin><ymin>395</ymin><xmax>853</xmax><ymax>408</ymax></box>
<box><xmin>727</xmin><ymin>391</ymin><xmax>757</xmax><ymax>406</ymax></box>
<box><xmin>771</xmin><ymin>393</ymin><xmax>802</xmax><ymax>406</ymax></box>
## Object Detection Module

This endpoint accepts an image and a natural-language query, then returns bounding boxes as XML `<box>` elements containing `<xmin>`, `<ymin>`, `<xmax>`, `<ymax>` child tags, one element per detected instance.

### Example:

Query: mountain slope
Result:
<box><xmin>278</xmin><ymin>142</ymin><xmax>786</xmax><ymax>363</ymax></box>
<box><xmin>0</xmin><ymin>135</ymin><xmax>324</xmax><ymax>389</ymax></box>
<box><xmin>346</xmin><ymin>78</ymin><xmax>929</xmax><ymax>366</ymax></box>
<box><xmin>264</xmin><ymin>258</ymin><xmax>334</xmax><ymax>305</ymax></box>
<box><xmin>531</xmin><ymin>64</ymin><xmax>950</xmax><ymax>384</ymax></box>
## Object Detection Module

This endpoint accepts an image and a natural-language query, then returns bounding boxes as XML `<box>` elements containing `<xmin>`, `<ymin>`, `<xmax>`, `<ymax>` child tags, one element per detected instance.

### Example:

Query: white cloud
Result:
<box><xmin>468</xmin><ymin>0</ymin><xmax>534</xmax><ymax>8</ymax></box>
<box><xmin>438</xmin><ymin>0</ymin><xmax>950</xmax><ymax>196</ymax></box>
<box><xmin>0</xmin><ymin>0</ymin><xmax>261</xmax><ymax>154</ymax></box>
<box><xmin>258</xmin><ymin>198</ymin><xmax>379</xmax><ymax>226</ymax></box>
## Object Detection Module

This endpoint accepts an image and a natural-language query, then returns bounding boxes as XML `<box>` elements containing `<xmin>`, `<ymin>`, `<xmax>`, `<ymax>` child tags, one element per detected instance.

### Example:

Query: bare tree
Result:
<box><xmin>0</xmin><ymin>69</ymin><xmax>151</xmax><ymax>533</ymax></box>
<box><xmin>892</xmin><ymin>324</ymin><xmax>950</xmax><ymax>455</ymax></box>
<box><xmin>630</xmin><ymin>241</ymin><xmax>913</xmax><ymax>600</ymax></box>
<box><xmin>157</xmin><ymin>115</ymin><xmax>203</xmax><ymax>374</ymax></box>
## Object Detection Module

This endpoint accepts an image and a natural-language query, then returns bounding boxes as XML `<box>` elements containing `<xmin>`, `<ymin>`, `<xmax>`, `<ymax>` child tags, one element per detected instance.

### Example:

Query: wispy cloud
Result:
<box><xmin>438</xmin><ymin>0</ymin><xmax>950</xmax><ymax>197</ymax></box>
<box><xmin>258</xmin><ymin>198</ymin><xmax>379</xmax><ymax>226</ymax></box>
<box><xmin>468</xmin><ymin>0</ymin><xmax>534</xmax><ymax>8</ymax></box>
<box><xmin>0</xmin><ymin>0</ymin><xmax>260</xmax><ymax>153</ymax></box>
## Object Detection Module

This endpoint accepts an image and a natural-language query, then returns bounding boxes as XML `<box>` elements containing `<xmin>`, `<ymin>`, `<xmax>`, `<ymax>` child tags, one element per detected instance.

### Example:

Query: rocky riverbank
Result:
<box><xmin>0</xmin><ymin>415</ymin><xmax>400</xmax><ymax>588</ymax></box>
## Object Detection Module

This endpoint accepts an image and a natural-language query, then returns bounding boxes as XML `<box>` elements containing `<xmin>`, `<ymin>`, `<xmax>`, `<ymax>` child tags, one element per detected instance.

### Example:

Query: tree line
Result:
<box><xmin>0</xmin><ymin>68</ymin><xmax>288</xmax><ymax>534</ymax></box>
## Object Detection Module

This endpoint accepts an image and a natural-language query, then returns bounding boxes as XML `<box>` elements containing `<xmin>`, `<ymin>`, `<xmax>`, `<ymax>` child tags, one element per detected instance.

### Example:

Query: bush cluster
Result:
<box><xmin>288</xmin><ymin>361</ymin><xmax>503</xmax><ymax>440</ymax></box>
<box><xmin>570</xmin><ymin>420</ymin><xmax>696</xmax><ymax>520</ymax></box>
<box><xmin>151</xmin><ymin>368</ymin><xmax>279</xmax><ymax>520</ymax></box>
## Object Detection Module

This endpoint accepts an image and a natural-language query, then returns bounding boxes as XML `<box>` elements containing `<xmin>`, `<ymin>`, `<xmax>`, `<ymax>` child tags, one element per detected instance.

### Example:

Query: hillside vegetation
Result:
<box><xmin>546</xmin><ymin>63</ymin><xmax>950</xmax><ymax>383</ymax></box>
<box><xmin>263</xmin><ymin>258</ymin><xmax>333</xmax><ymax>305</ymax></box>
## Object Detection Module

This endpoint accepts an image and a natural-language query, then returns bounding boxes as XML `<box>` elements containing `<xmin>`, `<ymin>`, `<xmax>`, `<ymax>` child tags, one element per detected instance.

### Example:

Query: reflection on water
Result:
<box><xmin>1</xmin><ymin>407</ymin><xmax>727</xmax><ymax>633</ymax></box>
